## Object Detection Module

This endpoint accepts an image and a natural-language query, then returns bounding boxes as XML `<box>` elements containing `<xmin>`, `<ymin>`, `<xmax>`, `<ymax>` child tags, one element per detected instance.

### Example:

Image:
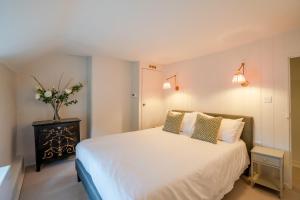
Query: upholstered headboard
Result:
<box><xmin>173</xmin><ymin>110</ymin><xmax>254</xmax><ymax>154</ymax></box>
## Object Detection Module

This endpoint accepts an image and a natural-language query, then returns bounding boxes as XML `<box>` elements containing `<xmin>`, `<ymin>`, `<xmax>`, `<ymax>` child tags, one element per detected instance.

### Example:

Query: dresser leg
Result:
<box><xmin>279</xmin><ymin>192</ymin><xmax>282</xmax><ymax>199</ymax></box>
<box><xmin>36</xmin><ymin>163</ymin><xmax>40</xmax><ymax>172</ymax></box>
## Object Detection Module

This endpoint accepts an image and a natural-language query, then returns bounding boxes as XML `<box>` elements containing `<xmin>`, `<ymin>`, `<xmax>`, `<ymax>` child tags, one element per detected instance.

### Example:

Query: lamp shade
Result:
<box><xmin>163</xmin><ymin>81</ymin><xmax>171</xmax><ymax>90</ymax></box>
<box><xmin>232</xmin><ymin>73</ymin><xmax>246</xmax><ymax>84</ymax></box>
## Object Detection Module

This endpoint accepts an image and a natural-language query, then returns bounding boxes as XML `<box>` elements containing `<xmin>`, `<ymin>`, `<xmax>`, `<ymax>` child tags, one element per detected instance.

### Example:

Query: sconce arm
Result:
<box><xmin>237</xmin><ymin>63</ymin><xmax>245</xmax><ymax>74</ymax></box>
<box><xmin>165</xmin><ymin>75</ymin><xmax>179</xmax><ymax>91</ymax></box>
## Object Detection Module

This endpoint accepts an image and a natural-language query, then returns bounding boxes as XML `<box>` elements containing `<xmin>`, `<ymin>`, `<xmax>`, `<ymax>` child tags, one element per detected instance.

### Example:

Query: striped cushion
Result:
<box><xmin>163</xmin><ymin>111</ymin><xmax>184</xmax><ymax>134</ymax></box>
<box><xmin>192</xmin><ymin>114</ymin><xmax>222</xmax><ymax>144</ymax></box>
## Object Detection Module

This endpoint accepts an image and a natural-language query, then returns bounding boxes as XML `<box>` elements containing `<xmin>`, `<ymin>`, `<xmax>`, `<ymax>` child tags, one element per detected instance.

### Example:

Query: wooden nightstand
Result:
<box><xmin>251</xmin><ymin>146</ymin><xmax>284</xmax><ymax>198</ymax></box>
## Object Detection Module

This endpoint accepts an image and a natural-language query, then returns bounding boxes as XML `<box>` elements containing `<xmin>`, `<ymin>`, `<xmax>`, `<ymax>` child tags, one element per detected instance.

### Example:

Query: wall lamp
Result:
<box><xmin>163</xmin><ymin>75</ymin><xmax>179</xmax><ymax>91</ymax></box>
<box><xmin>232</xmin><ymin>62</ymin><xmax>249</xmax><ymax>87</ymax></box>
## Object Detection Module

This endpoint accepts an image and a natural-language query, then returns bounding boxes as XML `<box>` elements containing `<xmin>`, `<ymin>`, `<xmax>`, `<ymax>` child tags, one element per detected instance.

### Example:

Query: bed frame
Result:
<box><xmin>76</xmin><ymin>159</ymin><xmax>102</xmax><ymax>200</ymax></box>
<box><xmin>76</xmin><ymin>111</ymin><xmax>253</xmax><ymax>200</ymax></box>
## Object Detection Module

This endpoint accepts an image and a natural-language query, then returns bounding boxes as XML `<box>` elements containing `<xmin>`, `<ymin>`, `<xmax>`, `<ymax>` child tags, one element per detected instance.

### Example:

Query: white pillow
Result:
<box><xmin>180</xmin><ymin>112</ymin><xmax>245</xmax><ymax>142</ymax></box>
<box><xmin>180</xmin><ymin>112</ymin><xmax>198</xmax><ymax>137</ymax></box>
<box><xmin>235</xmin><ymin>121</ymin><xmax>245</xmax><ymax>142</ymax></box>
<box><xmin>218</xmin><ymin>118</ymin><xmax>244</xmax><ymax>143</ymax></box>
<box><xmin>180</xmin><ymin>112</ymin><xmax>213</xmax><ymax>137</ymax></box>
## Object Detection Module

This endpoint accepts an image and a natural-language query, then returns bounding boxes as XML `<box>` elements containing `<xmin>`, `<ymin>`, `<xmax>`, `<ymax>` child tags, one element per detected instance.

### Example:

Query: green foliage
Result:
<box><xmin>33</xmin><ymin>75</ymin><xmax>83</xmax><ymax>110</ymax></box>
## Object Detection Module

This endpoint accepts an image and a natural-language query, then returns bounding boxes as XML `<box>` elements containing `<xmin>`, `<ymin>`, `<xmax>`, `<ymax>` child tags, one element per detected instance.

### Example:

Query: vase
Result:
<box><xmin>52</xmin><ymin>106</ymin><xmax>61</xmax><ymax>121</ymax></box>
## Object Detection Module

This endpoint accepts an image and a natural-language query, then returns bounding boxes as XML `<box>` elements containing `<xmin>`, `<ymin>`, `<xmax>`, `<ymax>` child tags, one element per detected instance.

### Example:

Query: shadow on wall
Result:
<box><xmin>20</xmin><ymin>125</ymin><xmax>35</xmax><ymax>163</ymax></box>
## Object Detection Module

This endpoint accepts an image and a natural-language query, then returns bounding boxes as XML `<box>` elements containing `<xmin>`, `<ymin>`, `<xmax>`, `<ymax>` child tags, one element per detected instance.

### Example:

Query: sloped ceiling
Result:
<box><xmin>1</xmin><ymin>0</ymin><xmax>300</xmax><ymax>69</ymax></box>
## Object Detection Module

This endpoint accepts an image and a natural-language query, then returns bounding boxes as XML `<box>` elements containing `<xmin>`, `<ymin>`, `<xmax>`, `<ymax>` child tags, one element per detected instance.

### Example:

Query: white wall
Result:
<box><xmin>90</xmin><ymin>56</ymin><xmax>139</xmax><ymax>137</ymax></box>
<box><xmin>0</xmin><ymin>64</ymin><xmax>17</xmax><ymax>166</ymax></box>
<box><xmin>162</xmin><ymin>28</ymin><xmax>300</xmax><ymax>186</ymax></box>
<box><xmin>16</xmin><ymin>54</ymin><xmax>90</xmax><ymax>165</ymax></box>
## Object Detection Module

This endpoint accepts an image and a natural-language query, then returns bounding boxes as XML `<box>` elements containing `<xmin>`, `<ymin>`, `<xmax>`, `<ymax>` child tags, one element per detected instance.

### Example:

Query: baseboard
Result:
<box><xmin>14</xmin><ymin>157</ymin><xmax>25</xmax><ymax>200</ymax></box>
<box><xmin>293</xmin><ymin>160</ymin><xmax>300</xmax><ymax>168</ymax></box>
<box><xmin>0</xmin><ymin>156</ymin><xmax>25</xmax><ymax>200</ymax></box>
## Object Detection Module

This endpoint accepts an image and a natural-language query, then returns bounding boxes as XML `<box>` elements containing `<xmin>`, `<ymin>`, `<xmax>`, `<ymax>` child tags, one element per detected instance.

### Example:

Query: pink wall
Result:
<box><xmin>162</xmin><ymin>28</ymin><xmax>300</xmax><ymax>186</ymax></box>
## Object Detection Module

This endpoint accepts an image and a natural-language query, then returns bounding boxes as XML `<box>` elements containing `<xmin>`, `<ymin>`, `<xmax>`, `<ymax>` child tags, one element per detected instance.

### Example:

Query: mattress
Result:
<box><xmin>76</xmin><ymin>127</ymin><xmax>249</xmax><ymax>200</ymax></box>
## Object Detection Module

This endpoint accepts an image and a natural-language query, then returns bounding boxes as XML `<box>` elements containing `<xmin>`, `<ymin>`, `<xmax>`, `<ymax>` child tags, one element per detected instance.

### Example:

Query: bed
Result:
<box><xmin>76</xmin><ymin>112</ymin><xmax>253</xmax><ymax>200</ymax></box>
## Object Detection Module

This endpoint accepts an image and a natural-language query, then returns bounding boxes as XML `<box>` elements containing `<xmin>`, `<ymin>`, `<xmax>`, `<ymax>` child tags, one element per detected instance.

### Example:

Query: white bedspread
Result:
<box><xmin>76</xmin><ymin>127</ymin><xmax>249</xmax><ymax>200</ymax></box>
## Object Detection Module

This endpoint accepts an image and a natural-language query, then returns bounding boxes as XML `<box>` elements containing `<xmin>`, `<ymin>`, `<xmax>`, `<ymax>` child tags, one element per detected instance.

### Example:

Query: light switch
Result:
<box><xmin>264</xmin><ymin>96</ymin><xmax>272</xmax><ymax>103</ymax></box>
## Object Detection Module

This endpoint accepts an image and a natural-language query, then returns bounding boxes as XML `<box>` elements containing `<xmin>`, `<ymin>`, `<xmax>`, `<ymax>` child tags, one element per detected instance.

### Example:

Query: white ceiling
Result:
<box><xmin>1</xmin><ymin>0</ymin><xmax>300</xmax><ymax>69</ymax></box>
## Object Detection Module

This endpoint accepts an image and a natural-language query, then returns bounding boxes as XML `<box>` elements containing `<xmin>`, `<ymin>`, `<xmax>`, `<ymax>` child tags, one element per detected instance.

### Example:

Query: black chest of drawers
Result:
<box><xmin>32</xmin><ymin>118</ymin><xmax>81</xmax><ymax>172</ymax></box>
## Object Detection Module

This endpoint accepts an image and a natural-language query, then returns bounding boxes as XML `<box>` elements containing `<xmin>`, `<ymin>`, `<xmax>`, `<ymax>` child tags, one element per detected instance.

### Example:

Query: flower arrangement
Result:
<box><xmin>32</xmin><ymin>75</ymin><xmax>83</xmax><ymax>121</ymax></box>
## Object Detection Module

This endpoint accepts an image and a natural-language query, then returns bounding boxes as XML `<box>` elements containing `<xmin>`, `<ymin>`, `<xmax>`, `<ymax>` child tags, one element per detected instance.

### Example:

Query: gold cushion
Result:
<box><xmin>192</xmin><ymin>114</ymin><xmax>222</xmax><ymax>144</ymax></box>
<box><xmin>163</xmin><ymin>111</ymin><xmax>184</xmax><ymax>134</ymax></box>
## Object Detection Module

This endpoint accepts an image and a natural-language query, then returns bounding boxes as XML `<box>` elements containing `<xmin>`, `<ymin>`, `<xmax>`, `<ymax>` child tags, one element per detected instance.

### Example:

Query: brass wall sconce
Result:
<box><xmin>232</xmin><ymin>62</ymin><xmax>249</xmax><ymax>87</ymax></box>
<box><xmin>163</xmin><ymin>75</ymin><xmax>179</xmax><ymax>91</ymax></box>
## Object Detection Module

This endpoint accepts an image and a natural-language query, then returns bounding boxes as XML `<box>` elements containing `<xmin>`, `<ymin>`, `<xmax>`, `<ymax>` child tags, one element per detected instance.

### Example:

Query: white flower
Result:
<box><xmin>35</xmin><ymin>93</ymin><xmax>41</xmax><ymax>100</ymax></box>
<box><xmin>65</xmin><ymin>89</ymin><xmax>72</xmax><ymax>94</ymax></box>
<box><xmin>44</xmin><ymin>91</ymin><xmax>52</xmax><ymax>98</ymax></box>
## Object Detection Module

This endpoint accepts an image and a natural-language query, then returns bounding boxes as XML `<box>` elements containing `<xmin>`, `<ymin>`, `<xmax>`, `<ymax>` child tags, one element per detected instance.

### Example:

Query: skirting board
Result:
<box><xmin>293</xmin><ymin>160</ymin><xmax>300</xmax><ymax>168</ymax></box>
<box><xmin>14</xmin><ymin>157</ymin><xmax>25</xmax><ymax>200</ymax></box>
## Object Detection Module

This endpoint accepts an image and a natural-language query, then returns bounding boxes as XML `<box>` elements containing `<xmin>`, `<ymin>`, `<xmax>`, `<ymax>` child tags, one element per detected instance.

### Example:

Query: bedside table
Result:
<box><xmin>251</xmin><ymin>146</ymin><xmax>284</xmax><ymax>198</ymax></box>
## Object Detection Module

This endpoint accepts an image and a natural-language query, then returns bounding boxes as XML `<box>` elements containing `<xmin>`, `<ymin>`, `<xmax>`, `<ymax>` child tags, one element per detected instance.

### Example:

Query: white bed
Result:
<box><xmin>76</xmin><ymin>127</ymin><xmax>250</xmax><ymax>200</ymax></box>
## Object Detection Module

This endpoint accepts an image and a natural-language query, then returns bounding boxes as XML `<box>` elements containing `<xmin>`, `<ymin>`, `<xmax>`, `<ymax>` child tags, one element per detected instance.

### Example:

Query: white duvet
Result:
<box><xmin>76</xmin><ymin>127</ymin><xmax>249</xmax><ymax>200</ymax></box>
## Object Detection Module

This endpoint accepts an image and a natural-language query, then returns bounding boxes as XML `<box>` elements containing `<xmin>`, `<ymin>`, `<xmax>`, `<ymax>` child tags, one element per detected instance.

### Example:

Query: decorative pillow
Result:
<box><xmin>192</xmin><ymin>114</ymin><xmax>222</xmax><ymax>144</ymax></box>
<box><xmin>196</xmin><ymin>112</ymin><xmax>214</xmax><ymax>119</ymax></box>
<box><xmin>180</xmin><ymin>112</ymin><xmax>198</xmax><ymax>136</ymax></box>
<box><xmin>196</xmin><ymin>113</ymin><xmax>246</xmax><ymax>143</ymax></box>
<box><xmin>218</xmin><ymin>118</ymin><xmax>244</xmax><ymax>143</ymax></box>
<box><xmin>163</xmin><ymin>111</ymin><xmax>184</xmax><ymax>134</ymax></box>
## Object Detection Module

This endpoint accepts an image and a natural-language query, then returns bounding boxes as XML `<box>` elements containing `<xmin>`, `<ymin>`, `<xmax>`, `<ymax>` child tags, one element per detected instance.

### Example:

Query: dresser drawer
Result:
<box><xmin>252</xmin><ymin>153</ymin><xmax>281</xmax><ymax>167</ymax></box>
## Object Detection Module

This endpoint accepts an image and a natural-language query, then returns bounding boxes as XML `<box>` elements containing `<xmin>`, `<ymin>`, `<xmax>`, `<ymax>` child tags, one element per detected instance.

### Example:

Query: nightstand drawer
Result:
<box><xmin>252</xmin><ymin>154</ymin><xmax>281</xmax><ymax>167</ymax></box>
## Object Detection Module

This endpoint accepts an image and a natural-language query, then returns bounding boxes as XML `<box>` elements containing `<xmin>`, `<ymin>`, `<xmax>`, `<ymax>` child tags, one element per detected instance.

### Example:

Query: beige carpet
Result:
<box><xmin>20</xmin><ymin>159</ymin><xmax>300</xmax><ymax>200</ymax></box>
<box><xmin>20</xmin><ymin>159</ymin><xmax>87</xmax><ymax>200</ymax></box>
